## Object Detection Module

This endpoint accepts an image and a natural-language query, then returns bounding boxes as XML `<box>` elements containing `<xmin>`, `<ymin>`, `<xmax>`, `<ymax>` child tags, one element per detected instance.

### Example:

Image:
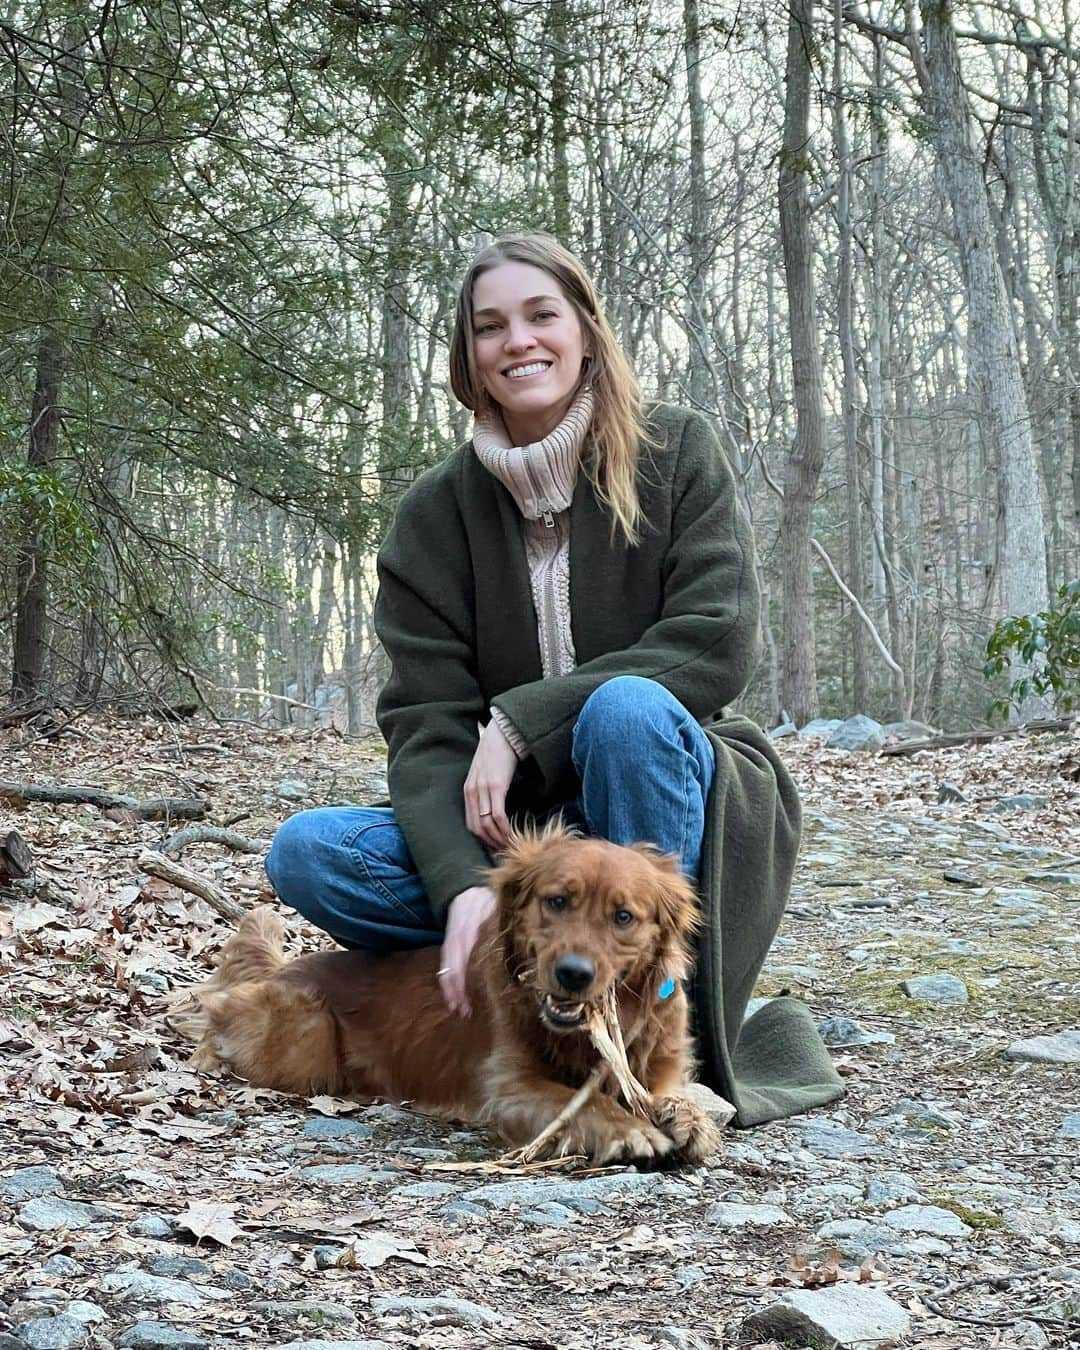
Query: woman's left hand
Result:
<box><xmin>464</xmin><ymin>719</ymin><xmax>518</xmax><ymax>851</ymax></box>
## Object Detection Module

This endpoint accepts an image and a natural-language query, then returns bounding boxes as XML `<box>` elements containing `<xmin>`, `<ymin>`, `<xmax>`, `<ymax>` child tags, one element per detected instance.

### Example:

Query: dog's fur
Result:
<box><xmin>172</xmin><ymin>825</ymin><xmax>719</xmax><ymax>1165</ymax></box>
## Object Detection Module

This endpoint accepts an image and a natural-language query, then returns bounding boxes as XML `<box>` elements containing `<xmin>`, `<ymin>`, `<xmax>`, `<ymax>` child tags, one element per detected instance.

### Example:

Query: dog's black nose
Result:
<box><xmin>554</xmin><ymin>954</ymin><xmax>596</xmax><ymax>994</ymax></box>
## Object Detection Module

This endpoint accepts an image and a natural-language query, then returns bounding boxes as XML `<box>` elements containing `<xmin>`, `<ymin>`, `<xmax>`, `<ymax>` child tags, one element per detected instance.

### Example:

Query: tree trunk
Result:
<box><xmin>683</xmin><ymin>0</ymin><xmax>710</xmax><ymax>406</ymax></box>
<box><xmin>778</xmin><ymin>0</ymin><xmax>824</xmax><ymax>724</ymax></box>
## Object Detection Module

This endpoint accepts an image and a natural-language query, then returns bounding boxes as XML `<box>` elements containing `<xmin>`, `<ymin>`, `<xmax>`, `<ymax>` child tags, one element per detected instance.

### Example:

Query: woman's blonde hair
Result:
<box><xmin>449</xmin><ymin>233</ymin><xmax>645</xmax><ymax>545</ymax></box>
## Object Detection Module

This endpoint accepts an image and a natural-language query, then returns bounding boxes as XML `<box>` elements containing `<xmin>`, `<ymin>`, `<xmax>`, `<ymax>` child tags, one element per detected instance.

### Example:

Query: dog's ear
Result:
<box><xmin>631</xmin><ymin>844</ymin><xmax>700</xmax><ymax>980</ymax></box>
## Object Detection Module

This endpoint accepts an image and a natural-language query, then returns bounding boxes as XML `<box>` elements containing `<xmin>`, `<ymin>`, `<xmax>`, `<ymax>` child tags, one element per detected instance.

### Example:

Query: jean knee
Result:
<box><xmin>264</xmin><ymin>809</ymin><xmax>323</xmax><ymax>907</ymax></box>
<box><xmin>574</xmin><ymin>676</ymin><xmax>686</xmax><ymax>758</ymax></box>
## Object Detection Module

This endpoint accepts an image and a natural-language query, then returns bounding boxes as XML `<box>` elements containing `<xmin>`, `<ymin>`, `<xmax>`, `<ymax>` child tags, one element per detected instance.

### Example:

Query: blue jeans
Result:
<box><xmin>265</xmin><ymin>676</ymin><xmax>716</xmax><ymax>951</ymax></box>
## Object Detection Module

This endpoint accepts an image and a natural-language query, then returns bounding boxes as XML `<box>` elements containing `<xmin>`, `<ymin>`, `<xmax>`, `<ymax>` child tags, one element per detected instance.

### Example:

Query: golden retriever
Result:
<box><xmin>173</xmin><ymin>825</ymin><xmax>719</xmax><ymax>1166</ymax></box>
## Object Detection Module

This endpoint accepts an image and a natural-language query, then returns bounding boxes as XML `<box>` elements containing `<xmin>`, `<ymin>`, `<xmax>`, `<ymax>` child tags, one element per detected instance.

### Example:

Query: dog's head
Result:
<box><xmin>488</xmin><ymin>822</ymin><xmax>699</xmax><ymax>1034</ymax></box>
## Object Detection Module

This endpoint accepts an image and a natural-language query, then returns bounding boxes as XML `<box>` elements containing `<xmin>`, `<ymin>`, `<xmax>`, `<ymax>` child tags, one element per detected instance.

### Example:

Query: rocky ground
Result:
<box><xmin>1</xmin><ymin>714</ymin><xmax>1078</xmax><ymax>1350</ymax></box>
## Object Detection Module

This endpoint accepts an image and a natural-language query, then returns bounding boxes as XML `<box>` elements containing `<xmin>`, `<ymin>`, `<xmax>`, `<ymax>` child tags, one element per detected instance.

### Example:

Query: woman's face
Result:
<box><xmin>471</xmin><ymin>261</ymin><xmax>587</xmax><ymax>444</ymax></box>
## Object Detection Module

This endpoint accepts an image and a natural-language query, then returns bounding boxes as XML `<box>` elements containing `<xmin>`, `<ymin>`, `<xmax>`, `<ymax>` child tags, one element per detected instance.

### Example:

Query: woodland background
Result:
<box><xmin>2</xmin><ymin>0</ymin><xmax>1077</xmax><ymax>734</ymax></box>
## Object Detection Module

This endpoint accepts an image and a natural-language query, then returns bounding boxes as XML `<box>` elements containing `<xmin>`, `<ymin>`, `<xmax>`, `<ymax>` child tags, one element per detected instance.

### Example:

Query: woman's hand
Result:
<box><xmin>464</xmin><ymin>718</ymin><xmax>518</xmax><ymax>851</ymax></box>
<box><xmin>438</xmin><ymin>885</ymin><xmax>497</xmax><ymax>1016</ymax></box>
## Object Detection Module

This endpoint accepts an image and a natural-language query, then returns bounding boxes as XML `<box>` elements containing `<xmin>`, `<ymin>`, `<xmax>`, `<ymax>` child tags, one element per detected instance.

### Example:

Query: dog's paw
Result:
<box><xmin>652</xmin><ymin>1094</ymin><xmax>721</xmax><ymax>1164</ymax></box>
<box><xmin>575</xmin><ymin>1103</ymin><xmax>676</xmax><ymax>1168</ymax></box>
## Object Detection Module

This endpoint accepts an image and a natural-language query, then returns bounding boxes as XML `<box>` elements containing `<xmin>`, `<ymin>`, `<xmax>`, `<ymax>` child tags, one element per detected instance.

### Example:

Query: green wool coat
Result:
<box><xmin>375</xmin><ymin>404</ymin><xmax>843</xmax><ymax>1126</ymax></box>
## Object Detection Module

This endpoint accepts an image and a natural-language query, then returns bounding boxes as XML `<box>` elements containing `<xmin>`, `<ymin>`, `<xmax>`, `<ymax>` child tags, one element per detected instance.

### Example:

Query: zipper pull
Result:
<box><xmin>538</xmin><ymin>499</ymin><xmax>555</xmax><ymax>529</ymax></box>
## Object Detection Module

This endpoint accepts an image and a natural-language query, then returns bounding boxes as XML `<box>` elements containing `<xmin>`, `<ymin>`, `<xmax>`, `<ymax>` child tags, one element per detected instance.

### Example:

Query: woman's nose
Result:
<box><xmin>504</xmin><ymin>320</ymin><xmax>536</xmax><ymax>351</ymax></box>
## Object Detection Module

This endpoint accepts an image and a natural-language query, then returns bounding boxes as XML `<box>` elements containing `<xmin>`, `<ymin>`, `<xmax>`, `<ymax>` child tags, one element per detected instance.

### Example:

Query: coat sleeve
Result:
<box><xmin>491</xmin><ymin>410</ymin><xmax>761</xmax><ymax>795</ymax></box>
<box><xmin>374</xmin><ymin>475</ymin><xmax>492</xmax><ymax>920</ymax></box>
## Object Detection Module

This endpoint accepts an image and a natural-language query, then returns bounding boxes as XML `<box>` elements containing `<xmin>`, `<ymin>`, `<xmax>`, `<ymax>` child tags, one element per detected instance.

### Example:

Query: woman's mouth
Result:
<box><xmin>503</xmin><ymin>361</ymin><xmax>552</xmax><ymax>381</ymax></box>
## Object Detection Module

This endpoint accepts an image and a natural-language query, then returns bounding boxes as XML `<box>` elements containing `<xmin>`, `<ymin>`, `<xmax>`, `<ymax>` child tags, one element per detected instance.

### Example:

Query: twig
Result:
<box><xmin>499</xmin><ymin>1066</ymin><xmax>607</xmax><ymax>1165</ymax></box>
<box><xmin>137</xmin><ymin>849</ymin><xmax>244</xmax><ymax>923</ymax></box>
<box><xmin>0</xmin><ymin>779</ymin><xmax>208</xmax><ymax>820</ymax></box>
<box><xmin>588</xmin><ymin>987</ymin><xmax>653</xmax><ymax>1118</ymax></box>
<box><xmin>161</xmin><ymin>825</ymin><xmax>270</xmax><ymax>859</ymax></box>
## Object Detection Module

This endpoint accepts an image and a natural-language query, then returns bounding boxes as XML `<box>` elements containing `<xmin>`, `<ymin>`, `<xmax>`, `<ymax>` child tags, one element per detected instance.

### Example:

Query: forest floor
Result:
<box><xmin>1</xmin><ymin>714</ymin><xmax>1079</xmax><ymax>1350</ymax></box>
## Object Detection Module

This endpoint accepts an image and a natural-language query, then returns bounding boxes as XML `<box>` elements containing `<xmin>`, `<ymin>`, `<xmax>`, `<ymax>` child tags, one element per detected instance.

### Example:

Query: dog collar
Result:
<box><xmin>658</xmin><ymin>977</ymin><xmax>676</xmax><ymax>1001</ymax></box>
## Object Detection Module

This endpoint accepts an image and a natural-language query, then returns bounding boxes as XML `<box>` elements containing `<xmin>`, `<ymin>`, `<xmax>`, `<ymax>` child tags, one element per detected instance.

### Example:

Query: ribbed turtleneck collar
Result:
<box><xmin>472</xmin><ymin>385</ymin><xmax>593</xmax><ymax>520</ymax></box>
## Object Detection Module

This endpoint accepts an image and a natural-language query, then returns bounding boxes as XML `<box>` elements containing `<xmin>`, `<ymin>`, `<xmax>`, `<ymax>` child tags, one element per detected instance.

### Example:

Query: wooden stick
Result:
<box><xmin>161</xmin><ymin>825</ymin><xmax>269</xmax><ymax>858</ymax></box>
<box><xmin>137</xmin><ymin>849</ymin><xmax>244</xmax><ymax>923</ymax></box>
<box><xmin>0</xmin><ymin>780</ymin><xmax>208</xmax><ymax>820</ymax></box>
<box><xmin>588</xmin><ymin>988</ymin><xmax>653</xmax><ymax>1118</ymax></box>
<box><xmin>499</xmin><ymin>1065</ymin><xmax>606</xmax><ymax>1165</ymax></box>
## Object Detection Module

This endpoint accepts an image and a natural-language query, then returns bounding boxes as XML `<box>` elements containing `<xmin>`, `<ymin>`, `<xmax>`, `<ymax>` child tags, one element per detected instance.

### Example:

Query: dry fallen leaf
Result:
<box><xmin>174</xmin><ymin>1199</ymin><xmax>244</xmax><ymax>1247</ymax></box>
<box><xmin>306</xmin><ymin>1094</ymin><xmax>367</xmax><ymax>1116</ymax></box>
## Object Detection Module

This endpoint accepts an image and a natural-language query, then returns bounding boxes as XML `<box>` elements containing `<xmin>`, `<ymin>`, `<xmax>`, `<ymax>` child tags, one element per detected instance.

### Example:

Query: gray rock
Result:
<box><xmin>313</xmin><ymin>1246</ymin><xmax>348</xmax><ymax>1269</ymax></box>
<box><xmin>301</xmin><ymin>1117</ymin><xmax>372</xmax><ymax>1140</ymax></box>
<box><xmin>931</xmin><ymin>939</ymin><xmax>982</xmax><ymax>957</ymax></box>
<box><xmin>882</xmin><ymin>1204</ymin><xmax>971</xmax><ymax>1236</ymax></box>
<box><xmin>825</xmin><ymin>715</ymin><xmax>885</xmax><ymax>752</ymax></box>
<box><xmin>360</xmin><ymin>1104</ymin><xmax>421</xmax><ymax>1127</ymax></box>
<box><xmin>520</xmin><ymin>1201</ymin><xmax>577</xmax><ymax>1228</ymax></box>
<box><xmin>816</xmin><ymin>1218</ymin><xmax>950</xmax><ymax>1259</ymax></box>
<box><xmin>706</xmin><ymin>1202</ymin><xmax>790</xmax><ymax>1228</ymax></box>
<box><xmin>128</xmin><ymin>1214</ymin><xmax>173</xmax><ymax>1239</ymax></box>
<box><xmin>991</xmin><ymin>793</ymin><xmax>1047</xmax><ymax>812</ymax></box>
<box><xmin>1013</xmin><ymin>1321</ymin><xmax>1050</xmax><ymax>1349</ymax></box>
<box><xmin>937</xmin><ymin>781</ymin><xmax>966</xmax><ymax>803</ymax></box>
<box><xmin>389</xmin><ymin>1181</ymin><xmax>458</xmax><ymax>1200</ymax></box>
<box><xmin>442</xmin><ymin>1201</ymin><xmax>488</xmax><ymax>1223</ymax></box>
<box><xmin>300</xmin><ymin>1165</ymin><xmax>398</xmax><ymax>1183</ymax></box>
<box><xmin>0</xmin><ymin>1337</ymin><xmax>28</xmax><ymax>1350</ymax></box>
<box><xmin>1028</xmin><ymin>872</ymin><xmax>1080</xmax><ymax>885</ymax></box>
<box><xmin>370</xmin><ymin>1295</ymin><xmax>502</xmax><ymax>1327</ymax></box>
<box><xmin>42</xmin><ymin>1257</ymin><xmax>82</xmax><ymax>1278</ymax></box>
<box><xmin>1004</xmin><ymin>1030</ymin><xmax>1080</xmax><ymax>1063</ymax></box>
<box><xmin>1004</xmin><ymin>1209</ymin><xmax>1080</xmax><ymax>1243</ymax></box>
<box><xmin>275</xmin><ymin>779</ymin><xmax>308</xmax><ymax>800</ymax></box>
<box><xmin>143</xmin><ymin>1256</ymin><xmax>211</xmax><ymax>1279</ymax></box>
<box><xmin>1060</xmin><ymin>1113</ymin><xmax>1080</xmax><ymax>1139</ymax></box>
<box><xmin>251</xmin><ymin>1301</ymin><xmax>356</xmax><ymax>1328</ymax></box>
<box><xmin>58</xmin><ymin>1305</ymin><xmax>104</xmax><ymax>1326</ymax></box>
<box><xmin>743</xmin><ymin>1284</ymin><xmax>911</xmax><ymax>1349</ymax></box>
<box><xmin>98</xmin><ymin>1273</ymin><xmax>231</xmax><ymax>1307</ymax></box>
<box><xmin>656</xmin><ymin>1329</ymin><xmax>708</xmax><ymax>1350</ymax></box>
<box><xmin>817</xmin><ymin>1016</ymin><xmax>895</xmax><ymax>1048</ymax></box>
<box><xmin>277</xmin><ymin>1343</ymin><xmax>391</xmax><ymax>1350</ymax></box>
<box><xmin>18</xmin><ymin>1198</ymin><xmax>118</xmax><ymax>1232</ymax></box>
<box><xmin>464</xmin><ymin>1170</ymin><xmax>671</xmax><ymax>1212</ymax></box>
<box><xmin>680</xmin><ymin>1080</ymin><xmax>737</xmax><ymax>1126</ymax></box>
<box><xmin>19</xmin><ymin>1319</ymin><xmax>86</xmax><ymax>1350</ymax></box>
<box><xmin>870</xmin><ymin>1098</ymin><xmax>957</xmax><ymax>1131</ymax></box>
<box><xmin>117</xmin><ymin>1327</ymin><xmax>209</xmax><ymax>1349</ymax></box>
<box><xmin>865</xmin><ymin>1176</ymin><xmax>920</xmax><ymax>1205</ymax></box>
<box><xmin>900</xmin><ymin>974</ymin><xmax>968</xmax><ymax>1004</ymax></box>
<box><xmin>0</xmin><ymin>1167</ymin><xmax>64</xmax><ymax>1201</ymax></box>
<box><xmin>769</xmin><ymin>721</ymin><xmax>798</xmax><ymax>739</ymax></box>
<box><xmin>798</xmin><ymin>1120</ymin><xmax>881</xmax><ymax>1160</ymax></box>
<box><xmin>223</xmin><ymin>1270</ymin><xmax>255</xmax><ymax>1291</ymax></box>
<box><xmin>882</xmin><ymin>720</ymin><xmax>937</xmax><ymax>741</ymax></box>
<box><xmin>799</xmin><ymin>719</ymin><xmax>843</xmax><ymax>737</ymax></box>
<box><xmin>394</xmin><ymin>1146</ymin><xmax>455</xmax><ymax>1161</ymax></box>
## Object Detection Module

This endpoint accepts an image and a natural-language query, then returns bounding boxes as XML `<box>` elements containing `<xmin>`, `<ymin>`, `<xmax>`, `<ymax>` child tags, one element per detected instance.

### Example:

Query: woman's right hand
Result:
<box><xmin>438</xmin><ymin>885</ymin><xmax>496</xmax><ymax>1016</ymax></box>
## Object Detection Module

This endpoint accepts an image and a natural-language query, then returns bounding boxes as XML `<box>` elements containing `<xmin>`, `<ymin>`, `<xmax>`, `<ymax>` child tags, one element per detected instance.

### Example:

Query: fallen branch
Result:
<box><xmin>0</xmin><ymin>780</ymin><xmax>208</xmax><ymax>820</ymax></box>
<box><xmin>880</xmin><ymin>716</ymin><xmax>1074</xmax><ymax>756</ymax></box>
<box><xmin>137</xmin><ymin>849</ymin><xmax>244</xmax><ymax>923</ymax></box>
<box><xmin>162</xmin><ymin>826</ymin><xmax>270</xmax><ymax>859</ymax></box>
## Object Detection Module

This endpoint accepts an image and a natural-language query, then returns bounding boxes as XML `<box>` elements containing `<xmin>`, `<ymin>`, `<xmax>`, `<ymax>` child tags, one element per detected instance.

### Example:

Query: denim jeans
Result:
<box><xmin>265</xmin><ymin>675</ymin><xmax>716</xmax><ymax>951</ymax></box>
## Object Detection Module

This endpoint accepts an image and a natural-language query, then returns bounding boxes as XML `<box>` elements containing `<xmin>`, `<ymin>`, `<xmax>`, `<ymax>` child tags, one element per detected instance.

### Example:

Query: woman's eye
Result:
<box><xmin>613</xmin><ymin>908</ymin><xmax>635</xmax><ymax>928</ymax></box>
<box><xmin>546</xmin><ymin>894</ymin><xmax>569</xmax><ymax>913</ymax></box>
<box><xmin>475</xmin><ymin>323</ymin><xmax>499</xmax><ymax>336</ymax></box>
<box><xmin>532</xmin><ymin>310</ymin><xmax>557</xmax><ymax>321</ymax></box>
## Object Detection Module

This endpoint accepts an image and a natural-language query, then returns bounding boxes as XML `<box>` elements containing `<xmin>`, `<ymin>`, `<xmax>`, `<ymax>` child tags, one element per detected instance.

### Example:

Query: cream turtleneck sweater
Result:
<box><xmin>472</xmin><ymin>386</ymin><xmax>593</xmax><ymax>755</ymax></box>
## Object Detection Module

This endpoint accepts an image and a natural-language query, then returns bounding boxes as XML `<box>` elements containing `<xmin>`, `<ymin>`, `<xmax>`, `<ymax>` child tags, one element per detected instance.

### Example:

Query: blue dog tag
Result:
<box><xmin>658</xmin><ymin>977</ymin><xmax>676</xmax><ymax>1001</ymax></box>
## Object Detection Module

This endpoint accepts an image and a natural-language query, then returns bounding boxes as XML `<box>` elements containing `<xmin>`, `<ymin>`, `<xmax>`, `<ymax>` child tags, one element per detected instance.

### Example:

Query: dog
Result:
<box><xmin>171</xmin><ymin>824</ymin><xmax>719</xmax><ymax>1166</ymax></box>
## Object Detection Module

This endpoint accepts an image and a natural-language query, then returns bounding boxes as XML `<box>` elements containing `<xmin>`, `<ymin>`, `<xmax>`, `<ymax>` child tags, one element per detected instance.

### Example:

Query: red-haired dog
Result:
<box><xmin>172</xmin><ymin>826</ymin><xmax>719</xmax><ymax>1166</ymax></box>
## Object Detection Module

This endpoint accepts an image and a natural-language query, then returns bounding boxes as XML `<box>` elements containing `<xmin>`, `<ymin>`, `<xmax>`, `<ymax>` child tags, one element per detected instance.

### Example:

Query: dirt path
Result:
<box><xmin>1</xmin><ymin>718</ymin><xmax>1078</xmax><ymax>1349</ymax></box>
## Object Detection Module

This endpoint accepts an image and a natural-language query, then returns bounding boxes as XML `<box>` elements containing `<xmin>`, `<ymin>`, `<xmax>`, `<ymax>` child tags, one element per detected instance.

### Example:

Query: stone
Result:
<box><xmin>865</xmin><ymin>1176</ymin><xmax>920</xmax><ymax>1205</ymax></box>
<box><xmin>128</xmin><ymin>1215</ymin><xmax>173</xmax><ymax>1239</ymax></box>
<box><xmin>251</xmin><ymin>1301</ymin><xmax>356</xmax><ymax>1328</ymax></box>
<box><xmin>769</xmin><ymin>721</ymin><xmax>798</xmax><ymax>739</ymax></box>
<box><xmin>1029</xmin><ymin>872</ymin><xmax>1080</xmax><ymax>885</ymax></box>
<box><xmin>1060</xmin><ymin>1113</ymin><xmax>1080</xmax><ymax>1139</ymax></box>
<box><xmin>442</xmin><ymin>1201</ymin><xmax>488</xmax><ymax>1223</ymax></box>
<box><xmin>313</xmin><ymin>1246</ymin><xmax>348</xmax><ymax>1269</ymax></box>
<box><xmin>98</xmin><ymin>1273</ymin><xmax>231</xmax><ymax>1307</ymax></box>
<box><xmin>390</xmin><ymin>1182</ymin><xmax>459</xmax><ymax>1200</ymax></box>
<box><xmin>394</xmin><ymin>1146</ymin><xmax>455</xmax><ymax>1161</ymax></box>
<box><xmin>991</xmin><ymin>793</ymin><xmax>1047</xmax><ymax>812</ymax></box>
<box><xmin>870</xmin><ymin>1098</ymin><xmax>957</xmax><ymax>1131</ymax></box>
<box><xmin>277</xmin><ymin>1343</ymin><xmax>391</xmax><ymax>1350</ymax></box>
<box><xmin>370</xmin><ymin>1295</ymin><xmax>503</xmax><ymax>1327</ymax></box>
<box><xmin>656</xmin><ymin>1330</ymin><xmax>708</xmax><ymax>1350</ymax></box>
<box><xmin>881</xmin><ymin>1204</ymin><xmax>971</xmax><ymax>1236</ymax></box>
<box><xmin>825</xmin><ymin>715</ymin><xmax>885</xmax><ymax>752</ymax></box>
<box><xmin>799</xmin><ymin>718</ymin><xmax>843</xmax><ymax>737</ymax></box>
<box><xmin>222</xmin><ymin>1271</ymin><xmax>255</xmax><ymax>1291</ymax></box>
<box><xmin>0</xmin><ymin>1338</ymin><xmax>28</xmax><ymax>1350</ymax></box>
<box><xmin>0</xmin><ymin>1167</ymin><xmax>64</xmax><ymax>1201</ymax></box>
<box><xmin>301</xmin><ymin>1117</ymin><xmax>372</xmax><ymax>1140</ymax></box>
<box><xmin>117</xmin><ymin>1328</ymin><xmax>209</xmax><ymax>1349</ymax></box>
<box><xmin>521</xmin><ymin>1201</ymin><xmax>577</xmax><ymax>1228</ymax></box>
<box><xmin>1013</xmin><ymin>1321</ymin><xmax>1050</xmax><ymax>1349</ymax></box>
<box><xmin>42</xmin><ymin>1257</ymin><xmax>82</xmax><ymax>1278</ymax></box>
<box><xmin>59</xmin><ymin>1305</ymin><xmax>104</xmax><ymax>1326</ymax></box>
<box><xmin>798</xmin><ymin>1120</ymin><xmax>881</xmax><ymax>1160</ymax></box>
<box><xmin>817</xmin><ymin>1016</ymin><xmax>895</xmax><ymax>1048</ymax></box>
<box><xmin>143</xmin><ymin>1256</ymin><xmax>211</xmax><ymax>1279</ymax></box>
<box><xmin>937</xmin><ymin>781</ymin><xmax>966</xmax><ymax>803</ymax></box>
<box><xmin>899</xmin><ymin>974</ymin><xmax>968</xmax><ymax>1004</ymax></box>
<box><xmin>816</xmin><ymin>1217</ymin><xmax>949</xmax><ymax>1259</ymax></box>
<box><xmin>275</xmin><ymin>779</ymin><xmax>308</xmax><ymax>800</ymax></box>
<box><xmin>707</xmin><ymin>1202</ymin><xmax>790</xmax><ymax>1228</ymax></box>
<box><xmin>1004</xmin><ymin>1209</ymin><xmax>1080</xmax><ymax>1244</ymax></box>
<box><xmin>882</xmin><ymin>719</ymin><xmax>937</xmax><ymax>741</ymax></box>
<box><xmin>743</xmin><ymin>1285</ymin><xmax>911</xmax><ymax>1349</ymax></box>
<box><xmin>360</xmin><ymin>1104</ymin><xmax>420</xmax><ymax>1127</ymax></box>
<box><xmin>931</xmin><ymin>939</ymin><xmax>981</xmax><ymax>957</ymax></box>
<box><xmin>680</xmin><ymin>1080</ymin><xmax>737</xmax><ymax>1125</ymax></box>
<box><xmin>1004</xmin><ymin>1030</ymin><xmax>1080</xmax><ymax>1064</ymax></box>
<box><xmin>17</xmin><ymin>1198</ymin><xmax>117</xmax><ymax>1231</ymax></box>
<box><xmin>20</xmin><ymin>1319</ymin><xmax>86</xmax><ymax>1350</ymax></box>
<box><xmin>464</xmin><ymin>1170</ymin><xmax>671</xmax><ymax>1211</ymax></box>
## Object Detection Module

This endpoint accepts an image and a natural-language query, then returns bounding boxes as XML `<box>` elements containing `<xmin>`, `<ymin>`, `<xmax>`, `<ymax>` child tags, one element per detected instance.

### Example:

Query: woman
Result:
<box><xmin>266</xmin><ymin>233</ymin><xmax>842</xmax><ymax>1125</ymax></box>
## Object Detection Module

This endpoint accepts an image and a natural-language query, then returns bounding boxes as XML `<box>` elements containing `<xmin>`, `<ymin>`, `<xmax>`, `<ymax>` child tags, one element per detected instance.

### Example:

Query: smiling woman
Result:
<box><xmin>263</xmin><ymin>231</ymin><xmax>845</xmax><ymax>1128</ymax></box>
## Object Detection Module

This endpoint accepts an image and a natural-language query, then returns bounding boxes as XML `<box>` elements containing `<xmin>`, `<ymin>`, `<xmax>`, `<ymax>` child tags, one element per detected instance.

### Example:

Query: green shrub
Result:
<box><xmin>984</xmin><ymin>580</ymin><xmax>1080</xmax><ymax>718</ymax></box>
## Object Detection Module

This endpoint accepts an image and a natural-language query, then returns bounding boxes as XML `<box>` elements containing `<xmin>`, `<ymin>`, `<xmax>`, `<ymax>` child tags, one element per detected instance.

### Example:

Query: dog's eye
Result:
<box><xmin>545</xmin><ymin>894</ymin><xmax>569</xmax><ymax>913</ymax></box>
<box><xmin>613</xmin><ymin>908</ymin><xmax>635</xmax><ymax>927</ymax></box>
